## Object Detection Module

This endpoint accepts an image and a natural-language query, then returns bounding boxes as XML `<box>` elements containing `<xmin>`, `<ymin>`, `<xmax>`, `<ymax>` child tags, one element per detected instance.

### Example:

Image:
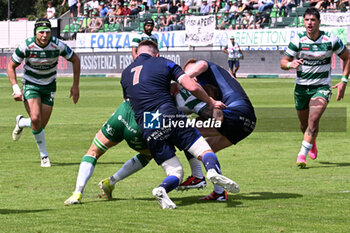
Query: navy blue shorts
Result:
<box><xmin>228</xmin><ymin>60</ymin><xmax>240</xmax><ymax>69</ymax></box>
<box><xmin>69</xmin><ymin>3</ymin><xmax>77</xmax><ymax>13</ymax></box>
<box><xmin>217</xmin><ymin>105</ymin><xmax>256</xmax><ymax>144</ymax></box>
<box><xmin>142</xmin><ymin>112</ymin><xmax>201</xmax><ymax>165</ymax></box>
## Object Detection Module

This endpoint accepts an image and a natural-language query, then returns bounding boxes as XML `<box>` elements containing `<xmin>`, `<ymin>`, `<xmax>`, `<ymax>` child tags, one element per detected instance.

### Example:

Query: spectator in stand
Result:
<box><xmin>116</xmin><ymin>1</ymin><xmax>124</xmax><ymax>15</ymax></box>
<box><xmin>45</xmin><ymin>1</ymin><xmax>56</xmax><ymax>19</ymax></box>
<box><xmin>217</xmin><ymin>10</ymin><xmax>234</xmax><ymax>29</ymax></box>
<box><xmin>159</xmin><ymin>14</ymin><xmax>171</xmax><ymax>31</ymax></box>
<box><xmin>141</xmin><ymin>0</ymin><xmax>149</xmax><ymax>11</ymax></box>
<box><xmin>77</xmin><ymin>0</ymin><xmax>83</xmax><ymax>16</ymax></box>
<box><xmin>191</xmin><ymin>0</ymin><xmax>202</xmax><ymax>12</ymax></box>
<box><xmin>338</xmin><ymin>0</ymin><xmax>349</xmax><ymax>11</ymax></box>
<box><xmin>61</xmin><ymin>0</ymin><xmax>80</xmax><ymax>20</ymax></box>
<box><xmin>247</xmin><ymin>0</ymin><xmax>259</xmax><ymax>9</ymax></box>
<box><xmin>260</xmin><ymin>10</ymin><xmax>271</xmax><ymax>28</ymax></box>
<box><xmin>223</xmin><ymin>0</ymin><xmax>237</xmax><ymax>20</ymax></box>
<box><xmin>169</xmin><ymin>0</ymin><xmax>179</xmax><ymax>13</ymax></box>
<box><xmin>88</xmin><ymin>0</ymin><xmax>100</xmax><ymax>13</ymax></box>
<box><xmin>236</xmin><ymin>0</ymin><xmax>246</xmax><ymax>13</ymax></box>
<box><xmin>130</xmin><ymin>0</ymin><xmax>141</xmax><ymax>15</ymax></box>
<box><xmin>327</xmin><ymin>0</ymin><xmax>338</xmax><ymax>10</ymax></box>
<box><xmin>169</xmin><ymin>7</ymin><xmax>185</xmax><ymax>30</ymax></box>
<box><xmin>121</xmin><ymin>2</ymin><xmax>131</xmax><ymax>15</ymax></box>
<box><xmin>239</xmin><ymin>0</ymin><xmax>254</xmax><ymax>11</ymax></box>
<box><xmin>157</xmin><ymin>0</ymin><xmax>170</xmax><ymax>13</ymax></box>
<box><xmin>184</xmin><ymin>0</ymin><xmax>194</xmax><ymax>12</ymax></box>
<box><xmin>318</xmin><ymin>0</ymin><xmax>331</xmax><ymax>10</ymax></box>
<box><xmin>275</xmin><ymin>0</ymin><xmax>287</xmax><ymax>16</ymax></box>
<box><xmin>107</xmin><ymin>3</ymin><xmax>115</xmax><ymax>22</ymax></box>
<box><xmin>87</xmin><ymin>11</ymin><xmax>103</xmax><ymax>32</ymax></box>
<box><xmin>235</xmin><ymin>11</ymin><xmax>248</xmax><ymax>29</ymax></box>
<box><xmin>258</xmin><ymin>0</ymin><xmax>274</xmax><ymax>12</ymax></box>
<box><xmin>79</xmin><ymin>10</ymin><xmax>91</xmax><ymax>32</ymax></box>
<box><xmin>179</xmin><ymin>0</ymin><xmax>187</xmax><ymax>13</ymax></box>
<box><xmin>108</xmin><ymin>4</ymin><xmax>117</xmax><ymax>24</ymax></box>
<box><xmin>121</xmin><ymin>2</ymin><xmax>131</xmax><ymax>26</ymax></box>
<box><xmin>254</xmin><ymin>11</ymin><xmax>263</xmax><ymax>28</ymax></box>
<box><xmin>100</xmin><ymin>2</ymin><xmax>109</xmax><ymax>18</ymax></box>
<box><xmin>246</xmin><ymin>10</ymin><xmax>255</xmax><ymax>28</ymax></box>
<box><xmin>210</xmin><ymin>0</ymin><xmax>219</xmax><ymax>13</ymax></box>
<box><xmin>200</xmin><ymin>0</ymin><xmax>210</xmax><ymax>14</ymax></box>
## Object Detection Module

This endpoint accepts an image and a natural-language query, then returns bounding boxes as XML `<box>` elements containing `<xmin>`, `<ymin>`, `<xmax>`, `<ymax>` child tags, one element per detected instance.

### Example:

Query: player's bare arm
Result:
<box><xmin>7</xmin><ymin>60</ymin><xmax>23</xmax><ymax>101</ymax></box>
<box><xmin>70</xmin><ymin>53</ymin><xmax>81</xmax><ymax>104</ymax></box>
<box><xmin>185</xmin><ymin>60</ymin><xmax>209</xmax><ymax>78</ymax></box>
<box><xmin>332</xmin><ymin>49</ymin><xmax>350</xmax><ymax>101</ymax></box>
<box><xmin>132</xmin><ymin>47</ymin><xmax>138</xmax><ymax>60</ymax></box>
<box><xmin>180</xmin><ymin>74</ymin><xmax>226</xmax><ymax>109</ymax></box>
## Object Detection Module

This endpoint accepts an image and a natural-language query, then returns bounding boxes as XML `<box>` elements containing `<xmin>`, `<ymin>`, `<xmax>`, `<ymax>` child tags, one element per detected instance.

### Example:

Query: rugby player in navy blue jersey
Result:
<box><xmin>177</xmin><ymin>59</ymin><xmax>256</xmax><ymax>201</ymax></box>
<box><xmin>121</xmin><ymin>40</ymin><xmax>240</xmax><ymax>209</ymax></box>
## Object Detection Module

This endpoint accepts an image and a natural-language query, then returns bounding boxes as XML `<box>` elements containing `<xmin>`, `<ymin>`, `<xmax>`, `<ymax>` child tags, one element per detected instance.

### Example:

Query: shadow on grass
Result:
<box><xmin>81</xmin><ymin>192</ymin><xmax>302</xmax><ymax>208</ymax></box>
<box><xmin>174</xmin><ymin>192</ymin><xmax>302</xmax><ymax>207</ymax></box>
<box><xmin>41</xmin><ymin>161</ymin><xmax>124</xmax><ymax>166</ymax></box>
<box><xmin>0</xmin><ymin>209</ymin><xmax>52</xmax><ymax>215</ymax></box>
<box><xmin>307</xmin><ymin>161</ymin><xmax>350</xmax><ymax>169</ymax></box>
<box><xmin>234</xmin><ymin>192</ymin><xmax>302</xmax><ymax>201</ymax></box>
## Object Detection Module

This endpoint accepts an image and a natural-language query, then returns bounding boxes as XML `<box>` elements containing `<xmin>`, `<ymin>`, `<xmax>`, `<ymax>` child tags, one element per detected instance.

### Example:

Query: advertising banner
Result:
<box><xmin>75</xmin><ymin>27</ymin><xmax>347</xmax><ymax>51</ymax></box>
<box><xmin>321</xmin><ymin>13</ymin><xmax>350</xmax><ymax>26</ymax></box>
<box><xmin>0</xmin><ymin>50</ymin><xmax>345</xmax><ymax>76</ymax></box>
<box><xmin>184</xmin><ymin>15</ymin><xmax>216</xmax><ymax>46</ymax></box>
<box><xmin>216</xmin><ymin>27</ymin><xmax>348</xmax><ymax>48</ymax></box>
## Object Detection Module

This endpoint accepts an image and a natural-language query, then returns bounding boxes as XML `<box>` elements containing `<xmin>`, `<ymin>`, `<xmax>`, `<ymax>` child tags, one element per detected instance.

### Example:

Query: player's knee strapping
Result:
<box><xmin>161</xmin><ymin>156</ymin><xmax>184</xmax><ymax>183</ymax></box>
<box><xmin>93</xmin><ymin>136</ymin><xmax>109</xmax><ymax>153</ymax></box>
<box><xmin>187</xmin><ymin>136</ymin><xmax>211</xmax><ymax>159</ymax></box>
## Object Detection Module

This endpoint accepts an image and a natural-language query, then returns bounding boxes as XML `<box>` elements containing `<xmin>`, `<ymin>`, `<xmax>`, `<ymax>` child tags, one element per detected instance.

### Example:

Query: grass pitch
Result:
<box><xmin>0</xmin><ymin>77</ymin><xmax>349</xmax><ymax>233</ymax></box>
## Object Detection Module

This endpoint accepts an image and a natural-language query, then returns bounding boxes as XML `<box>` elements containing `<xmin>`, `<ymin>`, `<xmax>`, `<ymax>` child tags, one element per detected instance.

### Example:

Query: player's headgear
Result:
<box><xmin>144</xmin><ymin>18</ymin><xmax>154</xmax><ymax>28</ymax></box>
<box><xmin>34</xmin><ymin>18</ymin><xmax>52</xmax><ymax>35</ymax></box>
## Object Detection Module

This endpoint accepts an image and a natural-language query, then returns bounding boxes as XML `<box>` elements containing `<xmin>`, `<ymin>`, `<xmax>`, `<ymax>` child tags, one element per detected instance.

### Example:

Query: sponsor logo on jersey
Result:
<box><xmin>118</xmin><ymin>115</ymin><xmax>138</xmax><ymax>133</ymax></box>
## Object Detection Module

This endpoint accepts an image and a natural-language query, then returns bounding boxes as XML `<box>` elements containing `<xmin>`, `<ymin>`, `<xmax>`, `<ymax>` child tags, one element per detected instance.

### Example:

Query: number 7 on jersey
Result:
<box><xmin>131</xmin><ymin>65</ymin><xmax>143</xmax><ymax>85</ymax></box>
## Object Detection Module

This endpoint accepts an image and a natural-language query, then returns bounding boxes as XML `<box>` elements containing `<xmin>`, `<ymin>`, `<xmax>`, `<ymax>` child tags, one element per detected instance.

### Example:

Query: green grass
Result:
<box><xmin>1</xmin><ymin>77</ymin><xmax>350</xmax><ymax>233</ymax></box>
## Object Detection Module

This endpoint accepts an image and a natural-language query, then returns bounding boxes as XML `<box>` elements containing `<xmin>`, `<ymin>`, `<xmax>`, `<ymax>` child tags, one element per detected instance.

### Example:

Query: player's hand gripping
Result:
<box><xmin>209</xmin><ymin>97</ymin><xmax>226</xmax><ymax>109</ymax></box>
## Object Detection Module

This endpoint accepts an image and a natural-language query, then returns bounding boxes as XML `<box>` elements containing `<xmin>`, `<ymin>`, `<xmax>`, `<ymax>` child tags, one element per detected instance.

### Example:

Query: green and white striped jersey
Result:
<box><xmin>131</xmin><ymin>32</ymin><xmax>158</xmax><ymax>48</ymax></box>
<box><xmin>11</xmin><ymin>36</ymin><xmax>74</xmax><ymax>85</ymax></box>
<box><xmin>176</xmin><ymin>87</ymin><xmax>208</xmax><ymax>115</ymax></box>
<box><xmin>285</xmin><ymin>31</ymin><xmax>346</xmax><ymax>86</ymax></box>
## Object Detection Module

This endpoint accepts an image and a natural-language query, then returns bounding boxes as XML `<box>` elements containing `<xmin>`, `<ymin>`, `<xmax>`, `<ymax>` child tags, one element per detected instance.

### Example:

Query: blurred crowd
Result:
<box><xmin>52</xmin><ymin>0</ymin><xmax>350</xmax><ymax>33</ymax></box>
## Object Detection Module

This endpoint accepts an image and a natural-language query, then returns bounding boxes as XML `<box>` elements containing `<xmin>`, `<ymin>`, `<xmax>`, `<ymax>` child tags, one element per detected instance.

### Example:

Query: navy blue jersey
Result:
<box><xmin>121</xmin><ymin>53</ymin><xmax>185</xmax><ymax>123</ymax></box>
<box><xmin>196</xmin><ymin>61</ymin><xmax>256</xmax><ymax>144</ymax></box>
<box><xmin>196</xmin><ymin>61</ymin><xmax>252</xmax><ymax>109</ymax></box>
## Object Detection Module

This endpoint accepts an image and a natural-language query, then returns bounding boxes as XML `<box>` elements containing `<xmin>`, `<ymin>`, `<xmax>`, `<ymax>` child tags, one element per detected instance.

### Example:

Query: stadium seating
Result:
<box><xmin>57</xmin><ymin>1</ymin><xmax>341</xmax><ymax>36</ymax></box>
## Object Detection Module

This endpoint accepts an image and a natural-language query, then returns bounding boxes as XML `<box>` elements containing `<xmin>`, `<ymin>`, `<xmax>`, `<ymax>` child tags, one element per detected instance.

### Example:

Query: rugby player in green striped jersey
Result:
<box><xmin>8</xmin><ymin>18</ymin><xmax>81</xmax><ymax>168</ymax></box>
<box><xmin>280</xmin><ymin>7</ymin><xmax>350</xmax><ymax>168</ymax></box>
